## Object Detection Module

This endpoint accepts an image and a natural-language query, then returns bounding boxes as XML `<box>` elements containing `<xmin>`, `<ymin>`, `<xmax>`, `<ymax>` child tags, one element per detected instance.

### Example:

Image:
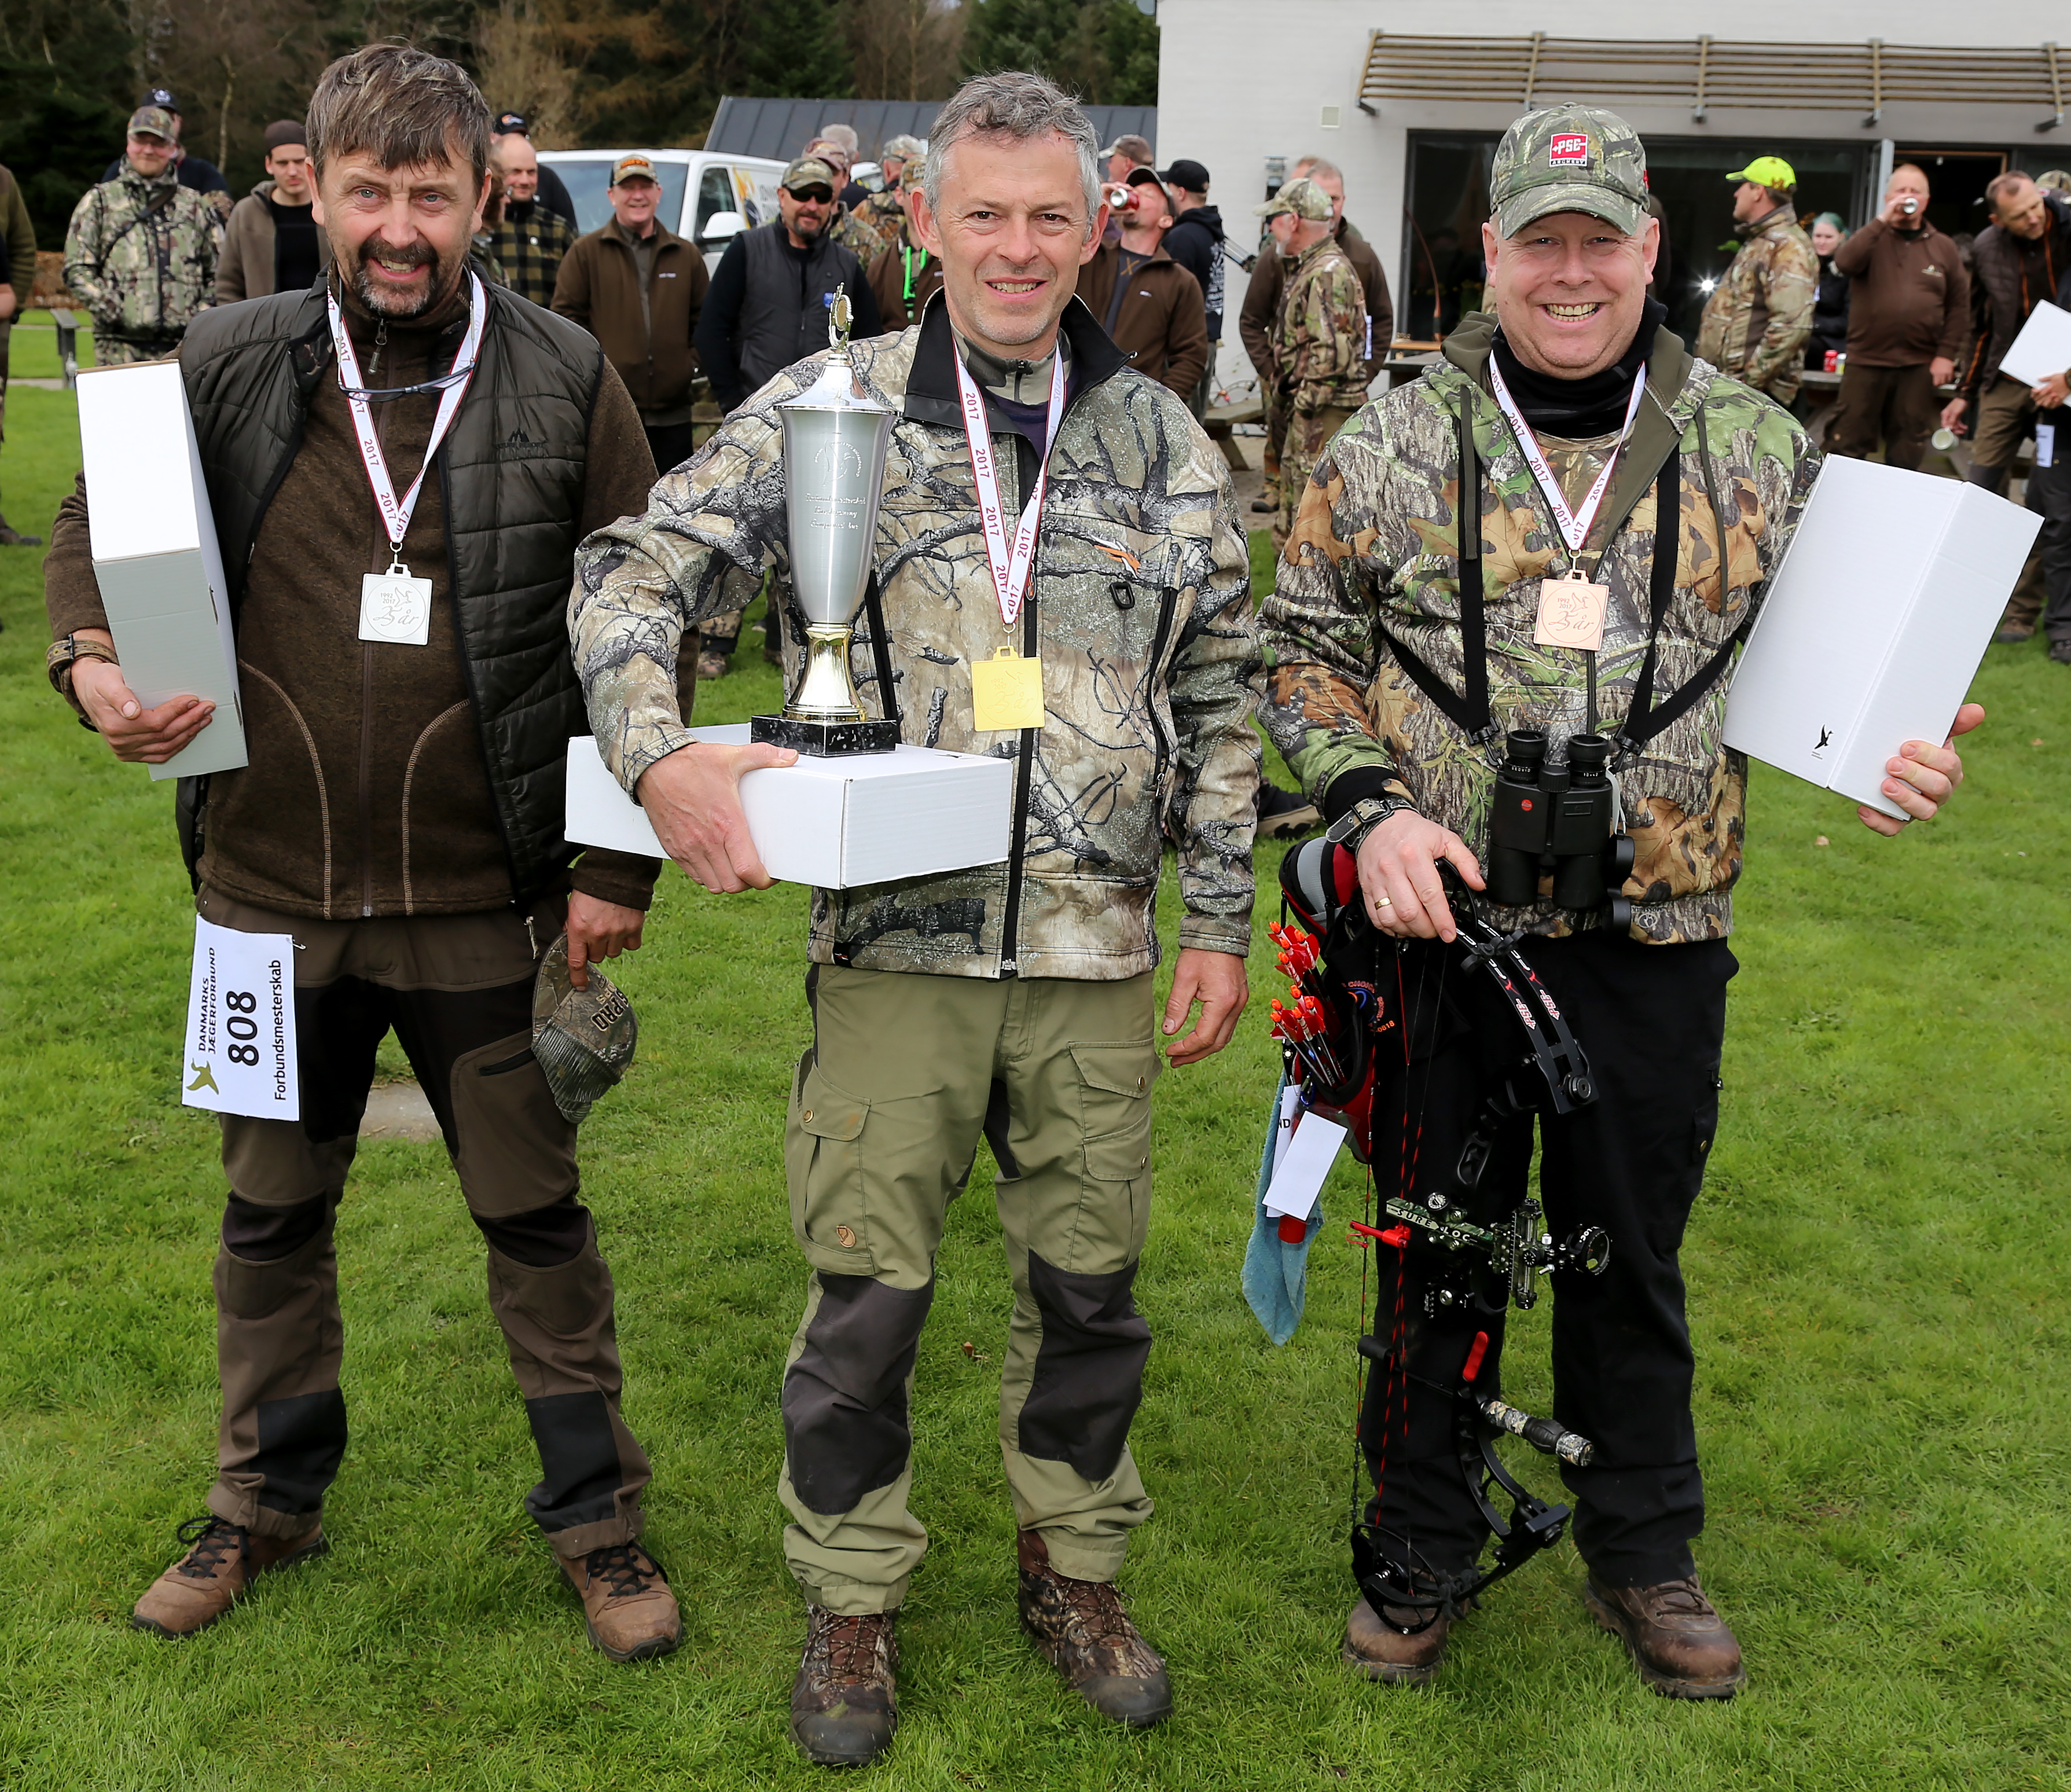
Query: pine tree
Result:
<box><xmin>961</xmin><ymin>0</ymin><xmax>1156</xmax><ymax>105</ymax></box>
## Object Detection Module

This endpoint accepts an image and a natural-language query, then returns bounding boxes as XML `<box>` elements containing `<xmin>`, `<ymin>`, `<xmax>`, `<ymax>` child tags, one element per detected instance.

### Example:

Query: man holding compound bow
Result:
<box><xmin>1257</xmin><ymin>104</ymin><xmax>1977</xmax><ymax>1697</ymax></box>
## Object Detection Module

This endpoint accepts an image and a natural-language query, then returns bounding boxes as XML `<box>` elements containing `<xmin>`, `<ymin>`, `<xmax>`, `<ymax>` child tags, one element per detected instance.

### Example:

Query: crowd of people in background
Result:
<box><xmin>14</xmin><ymin>90</ymin><xmax>2071</xmax><ymax>703</ymax></box>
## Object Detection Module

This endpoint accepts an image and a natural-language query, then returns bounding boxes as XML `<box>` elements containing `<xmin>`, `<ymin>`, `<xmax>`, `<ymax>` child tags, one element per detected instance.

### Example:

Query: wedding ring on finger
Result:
<box><xmin>1376</xmin><ymin>894</ymin><xmax>1393</xmax><ymax>908</ymax></box>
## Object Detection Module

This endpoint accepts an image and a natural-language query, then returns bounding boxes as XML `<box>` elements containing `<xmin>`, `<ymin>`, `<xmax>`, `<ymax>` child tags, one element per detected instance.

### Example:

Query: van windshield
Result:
<box><xmin>549</xmin><ymin>159</ymin><xmax>688</xmax><ymax>235</ymax></box>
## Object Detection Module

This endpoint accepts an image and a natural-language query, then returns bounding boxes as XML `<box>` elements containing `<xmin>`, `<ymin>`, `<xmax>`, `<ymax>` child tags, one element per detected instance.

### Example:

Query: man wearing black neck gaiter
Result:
<box><xmin>1261</xmin><ymin>102</ymin><xmax>1977</xmax><ymax>1699</ymax></box>
<box><xmin>1827</xmin><ymin>165</ymin><xmax>1968</xmax><ymax>472</ymax></box>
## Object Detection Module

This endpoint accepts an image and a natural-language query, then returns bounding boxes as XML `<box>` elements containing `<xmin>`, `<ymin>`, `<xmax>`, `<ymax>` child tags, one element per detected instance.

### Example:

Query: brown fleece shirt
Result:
<box><xmin>1834</xmin><ymin>218</ymin><xmax>1970</xmax><ymax>368</ymax></box>
<box><xmin>45</xmin><ymin>284</ymin><xmax>670</xmax><ymax>920</ymax></box>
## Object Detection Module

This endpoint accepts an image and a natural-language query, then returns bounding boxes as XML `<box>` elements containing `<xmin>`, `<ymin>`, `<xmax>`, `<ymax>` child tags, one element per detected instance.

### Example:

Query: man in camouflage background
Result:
<box><xmin>1258</xmin><ymin>102</ymin><xmax>1974</xmax><ymax>1701</ymax></box>
<box><xmin>572</xmin><ymin>69</ymin><xmax>1257</xmax><ymax>1769</ymax></box>
<box><xmin>833</xmin><ymin>133</ymin><xmax>924</xmax><ymax>269</ymax></box>
<box><xmin>1261</xmin><ymin>174</ymin><xmax>1367</xmax><ymax>549</ymax></box>
<box><xmin>65</xmin><ymin>105</ymin><xmax>219</xmax><ymax>365</ymax></box>
<box><xmin>1696</xmin><ymin>153</ymin><xmax>1816</xmax><ymax>405</ymax></box>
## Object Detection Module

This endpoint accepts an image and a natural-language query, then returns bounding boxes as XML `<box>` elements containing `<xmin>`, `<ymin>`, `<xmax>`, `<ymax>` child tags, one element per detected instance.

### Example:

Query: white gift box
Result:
<box><xmin>1723</xmin><ymin>456</ymin><xmax>2040</xmax><ymax>817</ymax></box>
<box><xmin>75</xmin><ymin>360</ymin><xmax>248</xmax><ymax>780</ymax></box>
<box><xmin>1996</xmin><ymin>298</ymin><xmax>2071</xmax><ymax>391</ymax></box>
<box><xmin>564</xmin><ymin>724</ymin><xmax>1014</xmax><ymax>887</ymax></box>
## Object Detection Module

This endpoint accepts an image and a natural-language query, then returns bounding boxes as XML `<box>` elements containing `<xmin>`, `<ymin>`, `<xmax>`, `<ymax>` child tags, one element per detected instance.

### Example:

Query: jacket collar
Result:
<box><xmin>903</xmin><ymin>292</ymin><xmax>1129</xmax><ymax>429</ymax></box>
<box><xmin>603</xmin><ymin>215</ymin><xmax>682</xmax><ymax>254</ymax></box>
<box><xmin>1439</xmin><ymin>309</ymin><xmax>1703</xmax><ymax>553</ymax></box>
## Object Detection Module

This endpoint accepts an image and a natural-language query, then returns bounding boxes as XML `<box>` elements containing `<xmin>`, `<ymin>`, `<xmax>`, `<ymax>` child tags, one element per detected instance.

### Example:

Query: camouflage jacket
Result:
<box><xmin>64</xmin><ymin>168</ymin><xmax>219</xmax><ymax>347</ymax></box>
<box><xmin>1696</xmin><ymin>208</ymin><xmax>1816</xmax><ymax>404</ymax></box>
<box><xmin>1275</xmin><ymin>236</ymin><xmax>1368</xmax><ymax>417</ymax></box>
<box><xmin>572</xmin><ymin>295</ymin><xmax>1261</xmax><ymax>979</ymax></box>
<box><xmin>832</xmin><ymin>189</ymin><xmax>904</xmax><ymax>270</ymax></box>
<box><xmin>1257</xmin><ymin>313</ymin><xmax>1820</xmax><ymax>945</ymax></box>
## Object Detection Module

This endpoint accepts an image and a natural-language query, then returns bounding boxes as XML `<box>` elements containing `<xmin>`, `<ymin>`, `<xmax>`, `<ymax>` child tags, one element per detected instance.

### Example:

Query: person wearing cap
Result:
<box><xmin>1696</xmin><ymin>155</ymin><xmax>1817</xmax><ymax>405</ymax></box>
<box><xmin>1158</xmin><ymin>158</ymin><xmax>1226</xmax><ymax>416</ymax></box>
<box><xmin>864</xmin><ymin>158</ymin><xmax>942</xmax><ymax>329</ymax></box>
<box><xmin>573</xmin><ymin>68</ymin><xmax>1257</xmax><ymax>1766</ymax></box>
<box><xmin>695</xmin><ymin>153</ymin><xmax>880</xmax><ymax>416</ymax></box>
<box><xmin>489</xmin><ymin>133</ymin><xmax>577</xmax><ymax>307</ymax></box>
<box><xmin>553</xmin><ymin>152</ymin><xmax>713</xmax><ymax>476</ymax></box>
<box><xmin>64</xmin><ymin>105</ymin><xmax>220</xmax><ymax>363</ymax></box>
<box><xmin>1240</xmin><ymin>156</ymin><xmax>1393</xmax><ymax>517</ymax></box>
<box><xmin>44</xmin><ymin>43</ymin><xmax>681</xmax><ymax>1662</ymax></box>
<box><xmin>1258</xmin><ymin>101</ymin><xmax>1977</xmax><ymax>1699</ymax></box>
<box><xmin>1078</xmin><ymin>166</ymin><xmax>1210</xmax><ymax>400</ymax></box>
<box><xmin>0</xmin><ymin>153</ymin><xmax>41</xmax><ymax>547</ymax></box>
<box><xmin>101</xmin><ymin>87</ymin><xmax>232</xmax><ymax>221</ymax></box>
<box><xmin>1826</xmin><ymin>166</ymin><xmax>1967</xmax><ymax>474</ymax></box>
<box><xmin>835</xmin><ymin>133</ymin><xmax>924</xmax><ymax>268</ymax></box>
<box><xmin>1257</xmin><ymin>175</ymin><xmax>1365</xmax><ymax>551</ymax></box>
<box><xmin>218</xmin><ymin>121</ymin><xmax>335</xmax><ymax>303</ymax></box>
<box><xmin>489</xmin><ymin>111</ymin><xmax>579</xmax><ymax>228</ymax></box>
<box><xmin>1097</xmin><ymin>135</ymin><xmax>1155</xmax><ymax>244</ymax></box>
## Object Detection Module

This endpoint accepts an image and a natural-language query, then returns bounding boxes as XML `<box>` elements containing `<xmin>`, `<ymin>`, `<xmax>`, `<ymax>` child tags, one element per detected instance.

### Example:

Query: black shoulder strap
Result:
<box><xmin>862</xmin><ymin>571</ymin><xmax>902</xmax><ymax>729</ymax></box>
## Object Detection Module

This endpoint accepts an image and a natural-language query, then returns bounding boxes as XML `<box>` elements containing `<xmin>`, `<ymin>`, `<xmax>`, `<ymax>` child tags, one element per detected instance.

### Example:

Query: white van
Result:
<box><xmin>537</xmin><ymin>148</ymin><xmax>786</xmax><ymax>270</ymax></box>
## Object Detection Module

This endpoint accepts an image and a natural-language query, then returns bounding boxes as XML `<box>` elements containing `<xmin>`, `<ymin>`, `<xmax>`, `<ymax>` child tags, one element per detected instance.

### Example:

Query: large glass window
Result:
<box><xmin>544</xmin><ymin>157</ymin><xmax>691</xmax><ymax>237</ymax></box>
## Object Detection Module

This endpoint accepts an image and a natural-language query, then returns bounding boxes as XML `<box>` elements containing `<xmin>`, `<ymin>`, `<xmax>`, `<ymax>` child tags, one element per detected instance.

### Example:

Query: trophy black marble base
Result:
<box><xmin>751</xmin><ymin>714</ymin><xmax>901</xmax><ymax>757</ymax></box>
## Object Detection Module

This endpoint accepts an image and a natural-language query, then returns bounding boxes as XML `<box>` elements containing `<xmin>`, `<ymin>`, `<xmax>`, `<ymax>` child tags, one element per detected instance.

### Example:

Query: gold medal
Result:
<box><xmin>971</xmin><ymin>646</ymin><xmax>1045</xmax><ymax>732</ymax></box>
<box><xmin>1533</xmin><ymin>568</ymin><xmax>1609</xmax><ymax>652</ymax></box>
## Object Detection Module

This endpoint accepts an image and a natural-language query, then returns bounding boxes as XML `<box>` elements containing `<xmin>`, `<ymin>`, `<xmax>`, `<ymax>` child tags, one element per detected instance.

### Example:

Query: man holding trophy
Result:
<box><xmin>571</xmin><ymin>71</ymin><xmax>1259</xmax><ymax>1768</ymax></box>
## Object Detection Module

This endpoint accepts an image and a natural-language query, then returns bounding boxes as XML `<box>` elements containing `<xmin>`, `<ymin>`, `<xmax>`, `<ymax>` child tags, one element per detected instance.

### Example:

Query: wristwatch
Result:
<box><xmin>1324</xmin><ymin>794</ymin><xmax>1415</xmax><ymax>853</ymax></box>
<box><xmin>47</xmin><ymin>633</ymin><xmax>120</xmax><ymax>699</ymax></box>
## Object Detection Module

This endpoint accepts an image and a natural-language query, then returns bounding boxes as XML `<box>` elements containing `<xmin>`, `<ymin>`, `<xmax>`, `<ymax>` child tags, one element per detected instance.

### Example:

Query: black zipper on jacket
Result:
<box><xmin>1144</xmin><ymin>586</ymin><xmax>1179</xmax><ymax>783</ymax></box>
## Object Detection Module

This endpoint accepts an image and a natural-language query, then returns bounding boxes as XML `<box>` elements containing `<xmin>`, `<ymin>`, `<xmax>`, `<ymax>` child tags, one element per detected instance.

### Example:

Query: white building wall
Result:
<box><xmin>1158</xmin><ymin>0</ymin><xmax>2069</xmax><ymax>392</ymax></box>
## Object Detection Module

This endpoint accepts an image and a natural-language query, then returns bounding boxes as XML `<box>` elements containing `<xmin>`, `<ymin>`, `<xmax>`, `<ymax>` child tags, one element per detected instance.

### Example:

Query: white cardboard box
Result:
<box><xmin>565</xmin><ymin>725</ymin><xmax>1014</xmax><ymax>887</ymax></box>
<box><xmin>75</xmin><ymin>360</ymin><xmax>248</xmax><ymax>780</ymax></box>
<box><xmin>1723</xmin><ymin>456</ymin><xmax>2039</xmax><ymax>817</ymax></box>
<box><xmin>1997</xmin><ymin>298</ymin><xmax>2071</xmax><ymax>391</ymax></box>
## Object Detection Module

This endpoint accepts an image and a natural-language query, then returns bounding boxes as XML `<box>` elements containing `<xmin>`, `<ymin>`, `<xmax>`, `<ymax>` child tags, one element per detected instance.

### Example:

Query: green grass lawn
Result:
<box><xmin>2</xmin><ymin>385</ymin><xmax>2068</xmax><ymax>1787</ymax></box>
<box><xmin>8</xmin><ymin>310</ymin><xmax>97</xmax><ymax>380</ymax></box>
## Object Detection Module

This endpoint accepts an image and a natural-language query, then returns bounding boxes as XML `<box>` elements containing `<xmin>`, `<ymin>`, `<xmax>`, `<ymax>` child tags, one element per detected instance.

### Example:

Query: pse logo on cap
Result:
<box><xmin>1549</xmin><ymin>132</ymin><xmax>1591</xmax><ymax>166</ymax></box>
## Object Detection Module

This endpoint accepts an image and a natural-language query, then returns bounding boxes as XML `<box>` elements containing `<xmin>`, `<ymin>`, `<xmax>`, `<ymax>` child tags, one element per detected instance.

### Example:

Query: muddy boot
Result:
<box><xmin>1016</xmin><ymin>1529</ymin><xmax>1172</xmax><ymax>1728</ymax></box>
<box><xmin>1343</xmin><ymin>1592</ymin><xmax>1453</xmax><ymax>1685</ymax></box>
<box><xmin>0</xmin><ymin>518</ymin><xmax>41</xmax><ymax>548</ymax></box>
<box><xmin>1584</xmin><ymin>1573</ymin><xmax>1746</xmax><ymax>1699</ymax></box>
<box><xmin>790</xmin><ymin>1606</ymin><xmax>898</xmax><ymax>1767</ymax></box>
<box><xmin>131</xmin><ymin>1514</ymin><xmax>326</xmax><ymax>1637</ymax></box>
<box><xmin>560</xmin><ymin>1542</ymin><xmax>681</xmax><ymax>1662</ymax></box>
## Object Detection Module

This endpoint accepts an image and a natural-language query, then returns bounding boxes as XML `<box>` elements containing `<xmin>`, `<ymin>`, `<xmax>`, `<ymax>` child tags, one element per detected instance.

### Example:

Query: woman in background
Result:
<box><xmin>1806</xmin><ymin>212</ymin><xmax>1849</xmax><ymax>370</ymax></box>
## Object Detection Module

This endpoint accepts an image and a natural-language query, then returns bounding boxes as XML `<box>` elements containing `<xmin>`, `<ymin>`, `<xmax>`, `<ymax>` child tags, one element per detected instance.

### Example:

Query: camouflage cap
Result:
<box><xmin>1255</xmin><ymin>175</ymin><xmax>1332</xmax><ymax>222</ymax></box>
<box><xmin>1489</xmin><ymin>103</ymin><xmax>1648</xmax><ymax>238</ymax></box>
<box><xmin>898</xmin><ymin>159</ymin><xmax>925</xmax><ymax>191</ymax></box>
<box><xmin>531</xmin><ymin>935</ymin><xmax>637</xmax><ymax>1125</ymax></box>
<box><xmin>1725</xmin><ymin>155</ymin><xmax>1797</xmax><ymax>190</ymax></box>
<box><xmin>881</xmin><ymin>134</ymin><xmax>926</xmax><ymax>164</ymax></box>
<box><xmin>783</xmin><ymin>155</ymin><xmax>839</xmax><ymax>193</ymax></box>
<box><xmin>127</xmin><ymin>105</ymin><xmax>177</xmax><ymax>142</ymax></box>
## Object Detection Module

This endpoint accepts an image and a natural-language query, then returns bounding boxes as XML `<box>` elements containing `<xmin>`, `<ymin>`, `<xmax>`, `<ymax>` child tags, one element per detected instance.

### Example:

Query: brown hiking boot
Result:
<box><xmin>559</xmin><ymin>1542</ymin><xmax>681</xmax><ymax>1663</ymax></box>
<box><xmin>790</xmin><ymin>1606</ymin><xmax>898</xmax><ymax>1767</ymax></box>
<box><xmin>1584</xmin><ymin>1573</ymin><xmax>1746</xmax><ymax>1699</ymax></box>
<box><xmin>1016</xmin><ymin>1529</ymin><xmax>1172</xmax><ymax>1728</ymax></box>
<box><xmin>131</xmin><ymin>1514</ymin><xmax>326</xmax><ymax>1637</ymax></box>
<box><xmin>1343</xmin><ymin>1592</ymin><xmax>1454</xmax><ymax>1685</ymax></box>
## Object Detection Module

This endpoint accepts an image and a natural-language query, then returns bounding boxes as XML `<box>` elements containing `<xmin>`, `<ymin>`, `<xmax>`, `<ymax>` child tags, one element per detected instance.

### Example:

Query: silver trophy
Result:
<box><xmin>751</xmin><ymin>287</ymin><xmax>901</xmax><ymax>757</ymax></box>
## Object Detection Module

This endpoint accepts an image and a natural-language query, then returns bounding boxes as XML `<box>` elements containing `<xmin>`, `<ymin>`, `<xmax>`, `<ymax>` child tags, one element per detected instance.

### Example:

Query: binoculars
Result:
<box><xmin>1485</xmin><ymin>730</ymin><xmax>1635</xmax><ymax>924</ymax></box>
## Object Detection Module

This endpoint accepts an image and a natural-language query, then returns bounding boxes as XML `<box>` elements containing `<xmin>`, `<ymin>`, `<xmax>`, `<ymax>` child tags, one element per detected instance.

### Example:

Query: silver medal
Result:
<box><xmin>358</xmin><ymin>559</ymin><xmax>432</xmax><ymax>645</ymax></box>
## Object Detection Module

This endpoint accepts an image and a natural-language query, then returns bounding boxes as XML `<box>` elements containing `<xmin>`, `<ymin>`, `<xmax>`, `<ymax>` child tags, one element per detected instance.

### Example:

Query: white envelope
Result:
<box><xmin>1997</xmin><ymin>298</ymin><xmax>2071</xmax><ymax>391</ymax></box>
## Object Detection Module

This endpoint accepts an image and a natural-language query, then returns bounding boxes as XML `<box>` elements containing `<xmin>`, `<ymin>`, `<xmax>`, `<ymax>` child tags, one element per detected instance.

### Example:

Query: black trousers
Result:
<box><xmin>1360</xmin><ymin>928</ymin><xmax>1735</xmax><ymax>1588</ymax></box>
<box><xmin>2023</xmin><ymin>416</ymin><xmax>2071</xmax><ymax>647</ymax></box>
<box><xmin>643</xmin><ymin>420</ymin><xmax>701</xmax><ymax>479</ymax></box>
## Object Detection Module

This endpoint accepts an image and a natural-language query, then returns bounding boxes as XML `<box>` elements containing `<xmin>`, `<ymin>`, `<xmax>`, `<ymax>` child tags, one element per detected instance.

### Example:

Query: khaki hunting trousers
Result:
<box><xmin>778</xmin><ymin>965</ymin><xmax>1161</xmax><ymax>1614</ymax></box>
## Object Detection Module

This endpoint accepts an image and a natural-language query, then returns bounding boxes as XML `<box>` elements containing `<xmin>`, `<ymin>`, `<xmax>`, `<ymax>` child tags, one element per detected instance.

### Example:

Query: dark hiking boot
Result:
<box><xmin>1258</xmin><ymin>782</ymin><xmax>1320</xmax><ymax>838</ymax></box>
<box><xmin>1343</xmin><ymin>1592</ymin><xmax>1454</xmax><ymax>1685</ymax></box>
<box><xmin>131</xmin><ymin>1514</ymin><xmax>326</xmax><ymax>1637</ymax></box>
<box><xmin>1016</xmin><ymin>1529</ymin><xmax>1172</xmax><ymax>1728</ymax></box>
<box><xmin>560</xmin><ymin>1542</ymin><xmax>681</xmax><ymax>1662</ymax></box>
<box><xmin>1251</xmin><ymin>490</ymin><xmax>1278</xmax><ymax>513</ymax></box>
<box><xmin>1996</xmin><ymin>623</ymin><xmax>2036</xmax><ymax>643</ymax></box>
<box><xmin>0</xmin><ymin>521</ymin><xmax>41</xmax><ymax>548</ymax></box>
<box><xmin>791</xmin><ymin>1606</ymin><xmax>898</xmax><ymax>1767</ymax></box>
<box><xmin>2050</xmin><ymin>638</ymin><xmax>2071</xmax><ymax>665</ymax></box>
<box><xmin>1584</xmin><ymin>1573</ymin><xmax>1746</xmax><ymax>1699</ymax></box>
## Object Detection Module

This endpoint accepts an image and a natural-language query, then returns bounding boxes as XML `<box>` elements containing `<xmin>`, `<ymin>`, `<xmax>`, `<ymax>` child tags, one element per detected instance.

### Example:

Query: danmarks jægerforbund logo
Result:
<box><xmin>1549</xmin><ymin>133</ymin><xmax>1590</xmax><ymax>166</ymax></box>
